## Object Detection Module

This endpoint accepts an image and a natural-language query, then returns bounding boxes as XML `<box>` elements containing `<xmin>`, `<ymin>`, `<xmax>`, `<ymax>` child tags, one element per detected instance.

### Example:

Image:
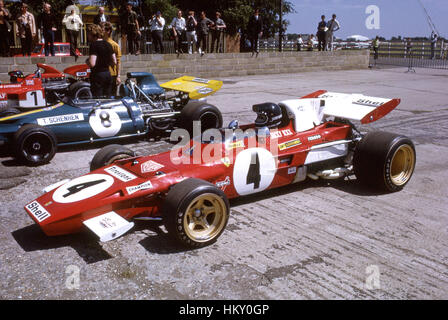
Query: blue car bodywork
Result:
<box><xmin>0</xmin><ymin>72</ymin><xmax>223</xmax><ymax>166</ymax></box>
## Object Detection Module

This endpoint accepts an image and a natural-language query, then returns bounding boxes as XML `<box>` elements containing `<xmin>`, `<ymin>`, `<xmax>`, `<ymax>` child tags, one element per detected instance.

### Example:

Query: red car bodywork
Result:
<box><xmin>24</xmin><ymin>90</ymin><xmax>401</xmax><ymax>237</ymax></box>
<box><xmin>13</xmin><ymin>42</ymin><xmax>82</xmax><ymax>57</ymax></box>
<box><xmin>1</xmin><ymin>63</ymin><xmax>90</xmax><ymax>109</ymax></box>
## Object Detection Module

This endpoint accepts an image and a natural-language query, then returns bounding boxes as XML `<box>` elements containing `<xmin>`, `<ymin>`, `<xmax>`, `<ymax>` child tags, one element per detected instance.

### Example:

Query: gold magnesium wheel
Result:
<box><xmin>183</xmin><ymin>193</ymin><xmax>228</xmax><ymax>243</ymax></box>
<box><xmin>390</xmin><ymin>144</ymin><xmax>416</xmax><ymax>186</ymax></box>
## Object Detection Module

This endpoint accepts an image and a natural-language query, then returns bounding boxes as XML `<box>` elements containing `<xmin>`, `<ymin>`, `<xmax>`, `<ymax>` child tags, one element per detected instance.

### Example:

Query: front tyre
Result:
<box><xmin>90</xmin><ymin>144</ymin><xmax>136</xmax><ymax>171</ymax></box>
<box><xmin>353</xmin><ymin>131</ymin><xmax>416</xmax><ymax>192</ymax></box>
<box><xmin>14</xmin><ymin>124</ymin><xmax>57</xmax><ymax>166</ymax></box>
<box><xmin>163</xmin><ymin>178</ymin><xmax>229</xmax><ymax>248</ymax></box>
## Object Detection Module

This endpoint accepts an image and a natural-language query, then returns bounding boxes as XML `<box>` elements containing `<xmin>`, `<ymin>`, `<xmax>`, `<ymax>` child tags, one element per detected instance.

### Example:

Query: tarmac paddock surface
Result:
<box><xmin>1</xmin><ymin>67</ymin><xmax>447</xmax><ymax>299</ymax></box>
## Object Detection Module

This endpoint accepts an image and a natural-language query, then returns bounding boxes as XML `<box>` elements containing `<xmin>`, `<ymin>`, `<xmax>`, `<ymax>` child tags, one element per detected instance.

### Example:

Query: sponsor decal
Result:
<box><xmin>25</xmin><ymin>80</ymin><xmax>34</xmax><ymax>85</ymax></box>
<box><xmin>25</xmin><ymin>201</ymin><xmax>51</xmax><ymax>222</ymax></box>
<box><xmin>44</xmin><ymin>201</ymin><xmax>53</xmax><ymax>207</ymax></box>
<box><xmin>105</xmin><ymin>166</ymin><xmax>137</xmax><ymax>182</ymax></box>
<box><xmin>197</xmin><ymin>87</ymin><xmax>213</xmax><ymax>95</ymax></box>
<box><xmin>353</xmin><ymin>98</ymin><xmax>383</xmax><ymax>107</ymax></box>
<box><xmin>192</xmin><ymin>78</ymin><xmax>210</xmax><ymax>84</ymax></box>
<box><xmin>226</xmin><ymin>140</ymin><xmax>245</xmax><ymax>149</ymax></box>
<box><xmin>0</xmin><ymin>93</ymin><xmax>6</xmax><ymax>99</ymax></box>
<box><xmin>288</xmin><ymin>167</ymin><xmax>297</xmax><ymax>175</ymax></box>
<box><xmin>141</xmin><ymin>160</ymin><xmax>164</xmax><ymax>173</ymax></box>
<box><xmin>215</xmin><ymin>176</ymin><xmax>231</xmax><ymax>191</ymax></box>
<box><xmin>279</xmin><ymin>138</ymin><xmax>302</xmax><ymax>151</ymax></box>
<box><xmin>221</xmin><ymin>157</ymin><xmax>231</xmax><ymax>167</ymax></box>
<box><xmin>37</xmin><ymin>113</ymin><xmax>84</xmax><ymax>126</ymax></box>
<box><xmin>0</xmin><ymin>84</ymin><xmax>21</xmax><ymax>89</ymax></box>
<box><xmin>271</xmin><ymin>129</ymin><xmax>293</xmax><ymax>139</ymax></box>
<box><xmin>53</xmin><ymin>174</ymin><xmax>115</xmax><ymax>203</ymax></box>
<box><xmin>76</xmin><ymin>71</ymin><xmax>87</xmax><ymax>77</ymax></box>
<box><xmin>126</xmin><ymin>181</ymin><xmax>153</xmax><ymax>195</ymax></box>
<box><xmin>307</xmin><ymin>134</ymin><xmax>322</xmax><ymax>141</ymax></box>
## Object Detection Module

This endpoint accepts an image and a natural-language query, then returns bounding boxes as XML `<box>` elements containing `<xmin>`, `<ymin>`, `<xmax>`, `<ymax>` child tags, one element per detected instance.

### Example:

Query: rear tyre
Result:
<box><xmin>163</xmin><ymin>178</ymin><xmax>229</xmax><ymax>248</ymax></box>
<box><xmin>68</xmin><ymin>81</ymin><xmax>92</xmax><ymax>100</ymax></box>
<box><xmin>90</xmin><ymin>144</ymin><xmax>136</xmax><ymax>171</ymax></box>
<box><xmin>14</xmin><ymin>124</ymin><xmax>57</xmax><ymax>166</ymax></box>
<box><xmin>353</xmin><ymin>131</ymin><xmax>416</xmax><ymax>192</ymax></box>
<box><xmin>179</xmin><ymin>102</ymin><xmax>222</xmax><ymax>134</ymax></box>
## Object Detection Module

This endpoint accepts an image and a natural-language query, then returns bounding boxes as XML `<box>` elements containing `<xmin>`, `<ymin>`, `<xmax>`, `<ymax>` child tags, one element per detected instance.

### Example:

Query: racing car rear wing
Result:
<box><xmin>301</xmin><ymin>90</ymin><xmax>400</xmax><ymax>124</ymax></box>
<box><xmin>160</xmin><ymin>76</ymin><xmax>223</xmax><ymax>100</ymax></box>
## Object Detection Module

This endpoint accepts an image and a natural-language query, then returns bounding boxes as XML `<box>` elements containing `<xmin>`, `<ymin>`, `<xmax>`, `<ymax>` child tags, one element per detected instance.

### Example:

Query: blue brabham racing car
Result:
<box><xmin>0</xmin><ymin>72</ymin><xmax>223</xmax><ymax>166</ymax></box>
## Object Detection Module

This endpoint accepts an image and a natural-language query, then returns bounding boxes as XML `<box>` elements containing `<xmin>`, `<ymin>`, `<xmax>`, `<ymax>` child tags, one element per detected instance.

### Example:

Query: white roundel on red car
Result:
<box><xmin>233</xmin><ymin>148</ymin><xmax>277</xmax><ymax>196</ymax></box>
<box><xmin>89</xmin><ymin>109</ymin><xmax>121</xmax><ymax>138</ymax></box>
<box><xmin>53</xmin><ymin>174</ymin><xmax>114</xmax><ymax>203</ymax></box>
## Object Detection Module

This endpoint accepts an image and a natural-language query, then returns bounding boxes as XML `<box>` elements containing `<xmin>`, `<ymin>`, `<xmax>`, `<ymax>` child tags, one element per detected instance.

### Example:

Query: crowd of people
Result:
<box><xmin>0</xmin><ymin>2</ymin><xmax>231</xmax><ymax>58</ymax></box>
<box><xmin>296</xmin><ymin>14</ymin><xmax>341</xmax><ymax>52</ymax></box>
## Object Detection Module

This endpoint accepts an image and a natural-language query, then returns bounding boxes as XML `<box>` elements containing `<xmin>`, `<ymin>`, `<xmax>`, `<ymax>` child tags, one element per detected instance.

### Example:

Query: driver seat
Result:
<box><xmin>127</xmin><ymin>72</ymin><xmax>165</xmax><ymax>96</ymax></box>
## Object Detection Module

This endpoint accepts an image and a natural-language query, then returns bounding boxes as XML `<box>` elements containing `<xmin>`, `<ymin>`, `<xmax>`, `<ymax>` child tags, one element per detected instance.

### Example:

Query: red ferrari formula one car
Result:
<box><xmin>0</xmin><ymin>63</ymin><xmax>90</xmax><ymax>116</ymax></box>
<box><xmin>24</xmin><ymin>90</ymin><xmax>416</xmax><ymax>248</ymax></box>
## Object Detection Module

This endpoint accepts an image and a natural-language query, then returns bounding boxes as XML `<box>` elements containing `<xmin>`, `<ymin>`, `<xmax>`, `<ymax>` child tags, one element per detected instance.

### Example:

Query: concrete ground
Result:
<box><xmin>0</xmin><ymin>66</ymin><xmax>447</xmax><ymax>299</ymax></box>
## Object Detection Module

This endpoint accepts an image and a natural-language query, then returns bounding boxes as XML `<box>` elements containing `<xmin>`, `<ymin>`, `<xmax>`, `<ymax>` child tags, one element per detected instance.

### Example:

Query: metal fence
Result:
<box><xmin>371</xmin><ymin>40</ymin><xmax>448</xmax><ymax>70</ymax></box>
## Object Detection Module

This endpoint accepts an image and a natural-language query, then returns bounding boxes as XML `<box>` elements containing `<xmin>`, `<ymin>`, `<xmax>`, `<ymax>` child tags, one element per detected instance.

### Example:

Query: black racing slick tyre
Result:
<box><xmin>180</xmin><ymin>102</ymin><xmax>223</xmax><ymax>134</ymax></box>
<box><xmin>14</xmin><ymin>124</ymin><xmax>57</xmax><ymax>166</ymax></box>
<box><xmin>163</xmin><ymin>178</ymin><xmax>230</xmax><ymax>248</ymax></box>
<box><xmin>68</xmin><ymin>81</ymin><xmax>92</xmax><ymax>100</ymax></box>
<box><xmin>90</xmin><ymin>144</ymin><xmax>136</xmax><ymax>171</ymax></box>
<box><xmin>353</xmin><ymin>131</ymin><xmax>416</xmax><ymax>192</ymax></box>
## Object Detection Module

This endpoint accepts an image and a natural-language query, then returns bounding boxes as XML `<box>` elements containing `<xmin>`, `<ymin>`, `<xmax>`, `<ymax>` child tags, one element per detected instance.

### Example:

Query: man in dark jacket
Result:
<box><xmin>39</xmin><ymin>3</ymin><xmax>57</xmax><ymax>56</ymax></box>
<box><xmin>94</xmin><ymin>7</ymin><xmax>109</xmax><ymax>25</ymax></box>
<box><xmin>247</xmin><ymin>9</ymin><xmax>263</xmax><ymax>56</ymax></box>
<box><xmin>317</xmin><ymin>15</ymin><xmax>327</xmax><ymax>51</ymax></box>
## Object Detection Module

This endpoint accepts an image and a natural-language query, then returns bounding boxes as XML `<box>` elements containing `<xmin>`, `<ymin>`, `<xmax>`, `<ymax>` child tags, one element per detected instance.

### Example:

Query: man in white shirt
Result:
<box><xmin>170</xmin><ymin>10</ymin><xmax>186</xmax><ymax>54</ymax></box>
<box><xmin>149</xmin><ymin>10</ymin><xmax>165</xmax><ymax>54</ymax></box>
<box><xmin>62</xmin><ymin>9</ymin><xmax>83</xmax><ymax>57</ymax></box>
<box><xmin>326</xmin><ymin>14</ymin><xmax>340</xmax><ymax>51</ymax></box>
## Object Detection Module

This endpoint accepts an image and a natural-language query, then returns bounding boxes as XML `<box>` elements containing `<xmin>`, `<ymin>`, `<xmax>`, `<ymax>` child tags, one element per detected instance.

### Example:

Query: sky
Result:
<box><xmin>285</xmin><ymin>0</ymin><xmax>447</xmax><ymax>39</ymax></box>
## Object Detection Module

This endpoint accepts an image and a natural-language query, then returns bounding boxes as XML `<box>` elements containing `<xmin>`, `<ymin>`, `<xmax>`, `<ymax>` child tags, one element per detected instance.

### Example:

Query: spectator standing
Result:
<box><xmin>247</xmin><ymin>9</ymin><xmax>263</xmax><ymax>56</ymax></box>
<box><xmin>62</xmin><ymin>9</ymin><xmax>83</xmax><ymax>57</ymax></box>
<box><xmin>185</xmin><ymin>10</ymin><xmax>197</xmax><ymax>54</ymax></box>
<box><xmin>86</xmin><ymin>24</ymin><xmax>116</xmax><ymax>98</ymax></box>
<box><xmin>40</xmin><ymin>3</ymin><xmax>57</xmax><ymax>57</ymax></box>
<box><xmin>196</xmin><ymin>11</ymin><xmax>214</xmax><ymax>56</ymax></box>
<box><xmin>297</xmin><ymin>34</ymin><xmax>303</xmax><ymax>51</ymax></box>
<box><xmin>326</xmin><ymin>14</ymin><xmax>340</xmax><ymax>51</ymax></box>
<box><xmin>317</xmin><ymin>15</ymin><xmax>327</xmax><ymax>51</ymax></box>
<box><xmin>102</xmin><ymin>22</ymin><xmax>121</xmax><ymax>96</ymax></box>
<box><xmin>211</xmin><ymin>11</ymin><xmax>226</xmax><ymax>53</ymax></box>
<box><xmin>94</xmin><ymin>7</ymin><xmax>109</xmax><ymax>25</ymax></box>
<box><xmin>124</xmin><ymin>3</ymin><xmax>140</xmax><ymax>55</ymax></box>
<box><xmin>430</xmin><ymin>31</ymin><xmax>438</xmax><ymax>60</ymax></box>
<box><xmin>372</xmin><ymin>36</ymin><xmax>380</xmax><ymax>61</ymax></box>
<box><xmin>149</xmin><ymin>11</ymin><xmax>165</xmax><ymax>54</ymax></box>
<box><xmin>170</xmin><ymin>10</ymin><xmax>186</xmax><ymax>54</ymax></box>
<box><xmin>0</xmin><ymin>0</ymin><xmax>11</xmax><ymax>57</ymax></box>
<box><xmin>16</xmin><ymin>3</ymin><xmax>36</xmax><ymax>57</ymax></box>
